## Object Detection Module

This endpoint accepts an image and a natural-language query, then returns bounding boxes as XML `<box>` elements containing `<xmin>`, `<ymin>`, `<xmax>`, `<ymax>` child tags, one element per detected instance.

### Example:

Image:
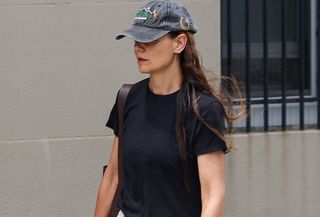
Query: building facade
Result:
<box><xmin>222</xmin><ymin>0</ymin><xmax>319</xmax><ymax>132</ymax></box>
<box><xmin>0</xmin><ymin>0</ymin><xmax>319</xmax><ymax>217</ymax></box>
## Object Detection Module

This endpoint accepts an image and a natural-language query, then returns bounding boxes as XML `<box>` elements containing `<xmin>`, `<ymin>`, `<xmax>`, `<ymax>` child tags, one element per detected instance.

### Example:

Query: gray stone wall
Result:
<box><xmin>225</xmin><ymin>130</ymin><xmax>320</xmax><ymax>217</ymax></box>
<box><xmin>0</xmin><ymin>0</ymin><xmax>220</xmax><ymax>216</ymax></box>
<box><xmin>1</xmin><ymin>1</ymin><xmax>319</xmax><ymax>217</ymax></box>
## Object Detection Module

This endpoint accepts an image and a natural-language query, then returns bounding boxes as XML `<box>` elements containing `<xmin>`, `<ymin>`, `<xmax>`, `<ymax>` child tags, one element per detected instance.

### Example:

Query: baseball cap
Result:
<box><xmin>115</xmin><ymin>0</ymin><xmax>197</xmax><ymax>43</ymax></box>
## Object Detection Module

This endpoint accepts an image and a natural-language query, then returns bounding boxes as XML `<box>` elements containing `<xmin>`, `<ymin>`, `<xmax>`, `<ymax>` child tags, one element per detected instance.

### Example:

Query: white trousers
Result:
<box><xmin>117</xmin><ymin>211</ymin><xmax>124</xmax><ymax>217</ymax></box>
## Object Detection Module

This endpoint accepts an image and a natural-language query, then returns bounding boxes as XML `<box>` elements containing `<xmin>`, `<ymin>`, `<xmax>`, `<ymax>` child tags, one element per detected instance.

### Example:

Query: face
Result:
<box><xmin>134</xmin><ymin>34</ymin><xmax>182</xmax><ymax>74</ymax></box>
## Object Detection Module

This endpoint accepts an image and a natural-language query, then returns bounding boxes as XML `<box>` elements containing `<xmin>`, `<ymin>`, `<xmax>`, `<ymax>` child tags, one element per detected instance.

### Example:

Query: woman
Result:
<box><xmin>94</xmin><ymin>0</ymin><xmax>243</xmax><ymax>217</ymax></box>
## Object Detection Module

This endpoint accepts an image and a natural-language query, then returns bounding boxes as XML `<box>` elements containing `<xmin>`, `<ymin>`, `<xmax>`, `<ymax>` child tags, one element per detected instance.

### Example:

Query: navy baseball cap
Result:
<box><xmin>115</xmin><ymin>0</ymin><xmax>197</xmax><ymax>43</ymax></box>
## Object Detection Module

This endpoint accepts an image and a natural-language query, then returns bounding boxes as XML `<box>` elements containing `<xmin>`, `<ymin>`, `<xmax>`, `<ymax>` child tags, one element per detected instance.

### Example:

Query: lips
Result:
<box><xmin>137</xmin><ymin>57</ymin><xmax>148</xmax><ymax>64</ymax></box>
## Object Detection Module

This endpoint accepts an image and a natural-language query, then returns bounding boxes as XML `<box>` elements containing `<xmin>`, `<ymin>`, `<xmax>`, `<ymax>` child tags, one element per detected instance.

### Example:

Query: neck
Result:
<box><xmin>148</xmin><ymin>68</ymin><xmax>182</xmax><ymax>95</ymax></box>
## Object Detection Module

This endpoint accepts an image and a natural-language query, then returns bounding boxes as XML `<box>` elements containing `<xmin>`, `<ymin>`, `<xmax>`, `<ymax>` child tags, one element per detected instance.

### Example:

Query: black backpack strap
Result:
<box><xmin>117</xmin><ymin>83</ymin><xmax>132</xmax><ymax>190</ymax></box>
<box><xmin>117</xmin><ymin>84</ymin><xmax>133</xmax><ymax>138</ymax></box>
<box><xmin>108</xmin><ymin>83</ymin><xmax>132</xmax><ymax>217</ymax></box>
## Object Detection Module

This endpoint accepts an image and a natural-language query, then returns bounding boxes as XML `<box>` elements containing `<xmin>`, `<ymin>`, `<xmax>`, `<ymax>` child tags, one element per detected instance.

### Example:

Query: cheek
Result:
<box><xmin>146</xmin><ymin>40</ymin><xmax>176</xmax><ymax>67</ymax></box>
<box><xmin>160</xmin><ymin>50</ymin><xmax>175</xmax><ymax>65</ymax></box>
<box><xmin>154</xmin><ymin>48</ymin><xmax>174</xmax><ymax>63</ymax></box>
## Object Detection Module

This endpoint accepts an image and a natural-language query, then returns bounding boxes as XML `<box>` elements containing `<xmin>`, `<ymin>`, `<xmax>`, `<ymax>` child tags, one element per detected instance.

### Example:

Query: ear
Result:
<box><xmin>174</xmin><ymin>33</ymin><xmax>188</xmax><ymax>54</ymax></box>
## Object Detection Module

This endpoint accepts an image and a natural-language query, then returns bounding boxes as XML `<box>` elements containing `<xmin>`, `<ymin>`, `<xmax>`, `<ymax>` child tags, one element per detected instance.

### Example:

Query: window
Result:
<box><xmin>222</xmin><ymin>0</ymin><xmax>313</xmax><ymax>98</ymax></box>
<box><xmin>221</xmin><ymin>0</ymin><xmax>319</xmax><ymax>131</ymax></box>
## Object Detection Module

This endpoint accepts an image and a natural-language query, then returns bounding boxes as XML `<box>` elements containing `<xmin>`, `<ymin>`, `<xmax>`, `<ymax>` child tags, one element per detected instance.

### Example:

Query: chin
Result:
<box><xmin>140</xmin><ymin>71</ymin><xmax>150</xmax><ymax>75</ymax></box>
<box><xmin>138</xmin><ymin>67</ymin><xmax>151</xmax><ymax>74</ymax></box>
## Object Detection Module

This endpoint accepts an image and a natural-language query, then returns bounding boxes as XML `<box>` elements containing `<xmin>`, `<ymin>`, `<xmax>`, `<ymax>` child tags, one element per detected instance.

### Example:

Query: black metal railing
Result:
<box><xmin>298</xmin><ymin>0</ymin><xmax>306</xmax><ymax>130</ymax></box>
<box><xmin>244</xmin><ymin>0</ymin><xmax>251</xmax><ymax>132</ymax></box>
<box><xmin>221</xmin><ymin>0</ymin><xmax>317</xmax><ymax>132</ymax></box>
<box><xmin>281</xmin><ymin>0</ymin><xmax>288</xmax><ymax>131</ymax></box>
<box><xmin>318</xmin><ymin>0</ymin><xmax>320</xmax><ymax>129</ymax></box>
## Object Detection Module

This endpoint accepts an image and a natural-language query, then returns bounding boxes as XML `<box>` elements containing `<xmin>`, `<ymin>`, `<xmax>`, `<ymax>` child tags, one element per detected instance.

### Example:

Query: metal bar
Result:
<box><xmin>262</xmin><ymin>0</ymin><xmax>269</xmax><ymax>131</ymax></box>
<box><xmin>299</xmin><ymin>0</ymin><xmax>305</xmax><ymax>130</ymax></box>
<box><xmin>249</xmin><ymin>97</ymin><xmax>317</xmax><ymax>105</ymax></box>
<box><xmin>318</xmin><ymin>0</ymin><xmax>320</xmax><ymax>129</ymax></box>
<box><xmin>226</xmin><ymin>0</ymin><xmax>232</xmax><ymax>78</ymax></box>
<box><xmin>223</xmin><ymin>0</ymin><xmax>234</xmax><ymax>132</ymax></box>
<box><xmin>245</xmin><ymin>0</ymin><xmax>251</xmax><ymax>132</ymax></box>
<box><xmin>281</xmin><ymin>0</ymin><xmax>287</xmax><ymax>131</ymax></box>
<box><xmin>224</xmin><ymin>0</ymin><xmax>235</xmax><ymax>132</ymax></box>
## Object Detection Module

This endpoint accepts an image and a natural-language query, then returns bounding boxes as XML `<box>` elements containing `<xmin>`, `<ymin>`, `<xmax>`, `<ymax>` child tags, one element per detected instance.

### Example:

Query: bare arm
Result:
<box><xmin>198</xmin><ymin>151</ymin><xmax>225</xmax><ymax>217</ymax></box>
<box><xmin>93</xmin><ymin>137</ymin><xmax>119</xmax><ymax>217</ymax></box>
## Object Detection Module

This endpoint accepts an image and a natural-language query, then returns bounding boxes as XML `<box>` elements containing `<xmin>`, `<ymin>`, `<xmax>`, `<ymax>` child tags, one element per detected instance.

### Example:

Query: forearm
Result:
<box><xmin>198</xmin><ymin>151</ymin><xmax>225</xmax><ymax>217</ymax></box>
<box><xmin>93</xmin><ymin>170</ymin><xmax>118</xmax><ymax>217</ymax></box>
<box><xmin>201</xmin><ymin>196</ymin><xmax>224</xmax><ymax>217</ymax></box>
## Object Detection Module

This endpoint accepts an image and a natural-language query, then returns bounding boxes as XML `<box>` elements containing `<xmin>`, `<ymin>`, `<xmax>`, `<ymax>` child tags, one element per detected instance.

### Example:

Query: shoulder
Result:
<box><xmin>196</xmin><ymin>93</ymin><xmax>224</xmax><ymax>116</ymax></box>
<box><xmin>127</xmin><ymin>78</ymin><xmax>148</xmax><ymax>95</ymax></box>
<box><xmin>132</xmin><ymin>77</ymin><xmax>149</xmax><ymax>87</ymax></box>
<box><xmin>122</xmin><ymin>78</ymin><xmax>149</xmax><ymax>107</ymax></box>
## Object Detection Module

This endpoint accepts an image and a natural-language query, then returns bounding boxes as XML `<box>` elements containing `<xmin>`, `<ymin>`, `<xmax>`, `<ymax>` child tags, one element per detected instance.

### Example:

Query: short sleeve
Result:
<box><xmin>192</xmin><ymin>100</ymin><xmax>228</xmax><ymax>156</ymax></box>
<box><xmin>106</xmin><ymin>92</ymin><xmax>119</xmax><ymax>136</ymax></box>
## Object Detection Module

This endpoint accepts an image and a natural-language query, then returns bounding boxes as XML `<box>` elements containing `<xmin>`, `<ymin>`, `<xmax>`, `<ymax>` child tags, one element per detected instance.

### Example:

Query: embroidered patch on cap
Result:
<box><xmin>134</xmin><ymin>7</ymin><xmax>157</xmax><ymax>24</ymax></box>
<box><xmin>115</xmin><ymin>0</ymin><xmax>197</xmax><ymax>42</ymax></box>
<box><xmin>180</xmin><ymin>17</ymin><xmax>191</xmax><ymax>31</ymax></box>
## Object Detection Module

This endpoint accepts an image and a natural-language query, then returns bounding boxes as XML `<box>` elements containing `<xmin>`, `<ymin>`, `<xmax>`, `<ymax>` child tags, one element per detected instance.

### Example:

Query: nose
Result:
<box><xmin>134</xmin><ymin>41</ymin><xmax>144</xmax><ymax>53</ymax></box>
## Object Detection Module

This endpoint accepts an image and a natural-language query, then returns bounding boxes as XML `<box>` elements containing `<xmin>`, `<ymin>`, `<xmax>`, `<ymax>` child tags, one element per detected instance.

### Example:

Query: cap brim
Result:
<box><xmin>115</xmin><ymin>25</ymin><xmax>170</xmax><ymax>43</ymax></box>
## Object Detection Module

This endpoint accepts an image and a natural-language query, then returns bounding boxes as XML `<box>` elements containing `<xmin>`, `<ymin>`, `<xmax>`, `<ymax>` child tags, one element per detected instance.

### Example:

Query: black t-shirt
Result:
<box><xmin>106</xmin><ymin>78</ymin><xmax>227</xmax><ymax>217</ymax></box>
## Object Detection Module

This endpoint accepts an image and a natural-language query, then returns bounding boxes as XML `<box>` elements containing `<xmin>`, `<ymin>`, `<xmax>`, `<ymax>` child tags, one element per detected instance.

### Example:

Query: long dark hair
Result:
<box><xmin>169</xmin><ymin>31</ymin><xmax>245</xmax><ymax>189</ymax></box>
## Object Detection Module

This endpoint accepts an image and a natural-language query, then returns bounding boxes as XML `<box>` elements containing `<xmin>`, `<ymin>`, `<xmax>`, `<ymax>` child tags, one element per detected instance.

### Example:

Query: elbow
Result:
<box><xmin>203</xmin><ymin>185</ymin><xmax>225</xmax><ymax>203</ymax></box>
<box><xmin>101</xmin><ymin>165</ymin><xmax>119</xmax><ymax>193</ymax></box>
<box><xmin>110</xmin><ymin>175</ymin><xmax>119</xmax><ymax>192</ymax></box>
<box><xmin>207</xmin><ymin>191</ymin><xmax>225</xmax><ymax>206</ymax></box>
<box><xmin>202</xmin><ymin>188</ymin><xmax>226</xmax><ymax>212</ymax></box>
<box><xmin>215</xmin><ymin>188</ymin><xmax>226</xmax><ymax>207</ymax></box>
<box><xmin>201</xmin><ymin>193</ymin><xmax>225</xmax><ymax>217</ymax></box>
<box><xmin>106</xmin><ymin>167</ymin><xmax>119</xmax><ymax>190</ymax></box>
